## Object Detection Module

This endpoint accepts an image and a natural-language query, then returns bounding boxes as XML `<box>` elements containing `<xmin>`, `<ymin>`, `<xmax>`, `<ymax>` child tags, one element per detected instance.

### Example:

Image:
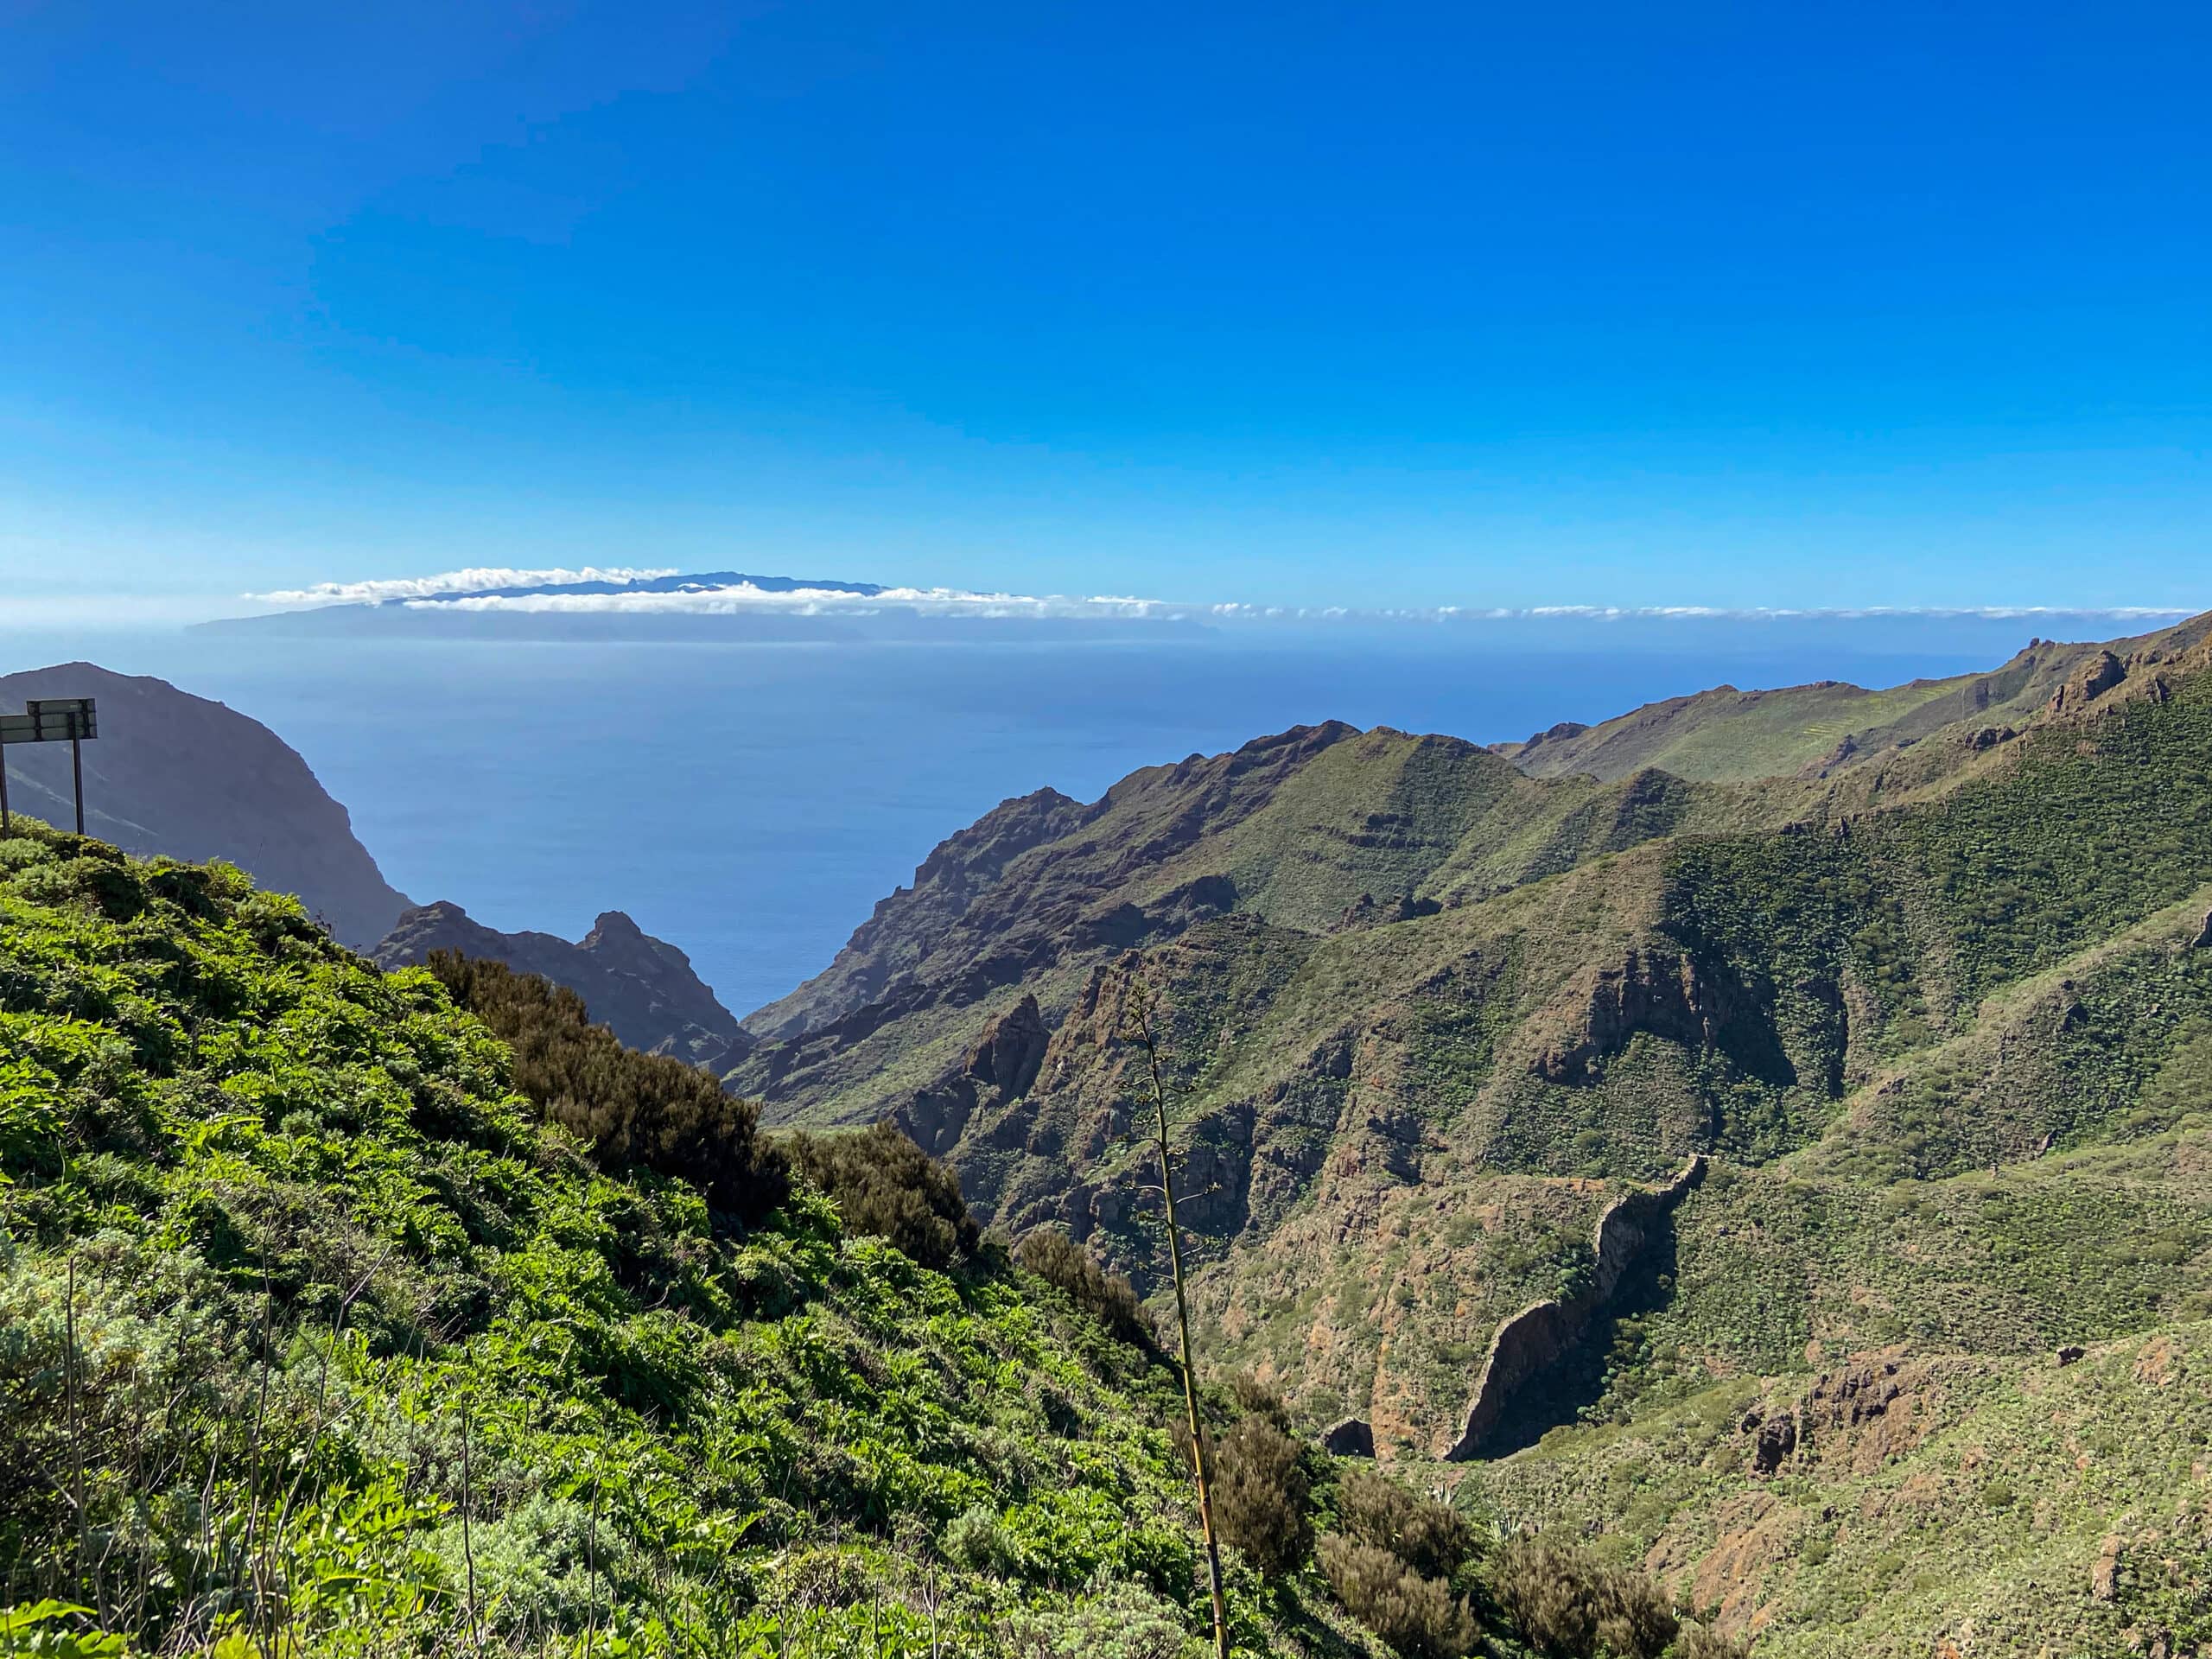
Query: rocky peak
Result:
<box><xmin>1533</xmin><ymin>947</ymin><xmax>1741</xmax><ymax>1085</ymax></box>
<box><xmin>377</xmin><ymin>901</ymin><xmax>751</xmax><ymax>1072</ymax></box>
<box><xmin>2049</xmin><ymin>649</ymin><xmax>2128</xmax><ymax>713</ymax></box>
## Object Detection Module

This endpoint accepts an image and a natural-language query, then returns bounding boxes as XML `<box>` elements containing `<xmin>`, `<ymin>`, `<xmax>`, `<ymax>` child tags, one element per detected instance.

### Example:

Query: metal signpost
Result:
<box><xmin>0</xmin><ymin>697</ymin><xmax>99</xmax><ymax>834</ymax></box>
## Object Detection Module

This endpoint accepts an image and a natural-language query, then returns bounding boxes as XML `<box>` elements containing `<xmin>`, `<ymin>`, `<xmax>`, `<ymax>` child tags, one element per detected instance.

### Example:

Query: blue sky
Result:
<box><xmin>2</xmin><ymin>0</ymin><xmax>2207</xmax><ymax>619</ymax></box>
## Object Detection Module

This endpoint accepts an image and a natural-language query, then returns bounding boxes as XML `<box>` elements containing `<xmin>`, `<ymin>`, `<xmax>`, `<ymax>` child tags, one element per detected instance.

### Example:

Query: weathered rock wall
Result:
<box><xmin>1441</xmin><ymin>1153</ymin><xmax>1707</xmax><ymax>1460</ymax></box>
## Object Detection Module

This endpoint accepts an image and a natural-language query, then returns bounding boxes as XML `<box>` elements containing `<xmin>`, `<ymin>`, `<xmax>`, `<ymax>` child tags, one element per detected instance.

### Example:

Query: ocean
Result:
<box><xmin>0</xmin><ymin>619</ymin><xmax>2082</xmax><ymax>1017</ymax></box>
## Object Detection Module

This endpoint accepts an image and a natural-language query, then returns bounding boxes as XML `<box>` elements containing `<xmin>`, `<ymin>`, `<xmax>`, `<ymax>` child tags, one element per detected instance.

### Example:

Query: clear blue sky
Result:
<box><xmin>2</xmin><ymin>0</ymin><xmax>2207</xmax><ymax>617</ymax></box>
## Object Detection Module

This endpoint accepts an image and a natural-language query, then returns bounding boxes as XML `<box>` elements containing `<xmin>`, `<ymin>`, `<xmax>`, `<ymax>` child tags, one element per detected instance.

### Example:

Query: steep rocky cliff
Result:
<box><xmin>0</xmin><ymin>662</ymin><xmax>410</xmax><ymax>948</ymax></box>
<box><xmin>374</xmin><ymin>900</ymin><xmax>752</xmax><ymax>1071</ymax></box>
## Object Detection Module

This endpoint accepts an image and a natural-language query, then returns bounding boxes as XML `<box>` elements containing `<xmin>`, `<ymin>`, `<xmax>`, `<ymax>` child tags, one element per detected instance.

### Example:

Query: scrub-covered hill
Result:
<box><xmin>2</xmin><ymin>820</ymin><xmax>1777</xmax><ymax>1658</ymax></box>
<box><xmin>0</xmin><ymin>823</ymin><xmax>1339</xmax><ymax>1656</ymax></box>
<box><xmin>1491</xmin><ymin>613</ymin><xmax>2212</xmax><ymax>783</ymax></box>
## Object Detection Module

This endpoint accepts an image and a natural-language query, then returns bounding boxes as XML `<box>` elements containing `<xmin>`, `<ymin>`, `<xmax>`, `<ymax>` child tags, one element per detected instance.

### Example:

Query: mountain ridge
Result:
<box><xmin>373</xmin><ymin>899</ymin><xmax>754</xmax><ymax>1071</ymax></box>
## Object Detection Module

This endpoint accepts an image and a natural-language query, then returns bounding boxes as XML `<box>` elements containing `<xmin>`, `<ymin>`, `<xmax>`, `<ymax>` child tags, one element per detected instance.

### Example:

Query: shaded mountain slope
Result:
<box><xmin>734</xmin><ymin>721</ymin><xmax>1816</xmax><ymax>1109</ymax></box>
<box><xmin>373</xmin><ymin>899</ymin><xmax>753</xmax><ymax>1071</ymax></box>
<box><xmin>0</xmin><ymin>662</ymin><xmax>409</xmax><ymax>948</ymax></box>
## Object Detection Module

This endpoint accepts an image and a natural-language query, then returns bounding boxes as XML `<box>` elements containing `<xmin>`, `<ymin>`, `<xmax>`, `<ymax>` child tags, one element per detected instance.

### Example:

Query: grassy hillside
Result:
<box><xmin>1495</xmin><ymin>613</ymin><xmax>2212</xmax><ymax>783</ymax></box>
<box><xmin>1</xmin><ymin>819</ymin><xmax>1792</xmax><ymax>1659</ymax></box>
<box><xmin>1460</xmin><ymin>1318</ymin><xmax>2212</xmax><ymax>1656</ymax></box>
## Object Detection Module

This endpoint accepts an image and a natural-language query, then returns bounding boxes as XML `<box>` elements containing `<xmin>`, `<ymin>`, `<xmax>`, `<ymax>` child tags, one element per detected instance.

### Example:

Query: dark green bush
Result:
<box><xmin>1491</xmin><ymin>1535</ymin><xmax>1679</xmax><ymax>1659</ymax></box>
<box><xmin>1332</xmin><ymin>1466</ymin><xmax>1478</xmax><ymax>1583</ymax></box>
<box><xmin>1229</xmin><ymin>1370</ymin><xmax>1293</xmax><ymax>1432</ymax></box>
<box><xmin>1211</xmin><ymin>1413</ymin><xmax>1313</xmax><ymax>1580</ymax></box>
<box><xmin>1015</xmin><ymin>1227</ymin><xmax>1155</xmax><ymax>1348</ymax></box>
<box><xmin>1318</xmin><ymin>1536</ymin><xmax>1478</xmax><ymax>1659</ymax></box>
<box><xmin>785</xmin><ymin>1120</ymin><xmax>980</xmax><ymax>1269</ymax></box>
<box><xmin>428</xmin><ymin>951</ymin><xmax>788</xmax><ymax>1225</ymax></box>
<box><xmin>1319</xmin><ymin>1468</ymin><xmax>1484</xmax><ymax>1656</ymax></box>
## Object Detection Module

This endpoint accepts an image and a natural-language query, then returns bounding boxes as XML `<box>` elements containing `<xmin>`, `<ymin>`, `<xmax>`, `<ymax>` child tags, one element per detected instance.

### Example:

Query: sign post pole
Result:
<box><xmin>3</xmin><ymin>699</ymin><xmax>99</xmax><ymax>833</ymax></box>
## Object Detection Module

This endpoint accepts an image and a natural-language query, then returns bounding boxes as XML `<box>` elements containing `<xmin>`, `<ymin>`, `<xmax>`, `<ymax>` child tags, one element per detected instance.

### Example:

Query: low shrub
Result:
<box><xmin>1332</xmin><ymin>1466</ymin><xmax>1478</xmax><ymax>1583</ymax></box>
<box><xmin>1491</xmin><ymin>1535</ymin><xmax>1679</xmax><ymax>1659</ymax></box>
<box><xmin>428</xmin><ymin>951</ymin><xmax>788</xmax><ymax>1224</ymax></box>
<box><xmin>1211</xmin><ymin>1414</ymin><xmax>1313</xmax><ymax>1579</ymax></box>
<box><xmin>785</xmin><ymin>1121</ymin><xmax>980</xmax><ymax>1270</ymax></box>
<box><xmin>1318</xmin><ymin>1536</ymin><xmax>1478</xmax><ymax>1659</ymax></box>
<box><xmin>1016</xmin><ymin>1228</ymin><xmax>1155</xmax><ymax>1349</ymax></box>
<box><xmin>1229</xmin><ymin>1370</ymin><xmax>1293</xmax><ymax>1432</ymax></box>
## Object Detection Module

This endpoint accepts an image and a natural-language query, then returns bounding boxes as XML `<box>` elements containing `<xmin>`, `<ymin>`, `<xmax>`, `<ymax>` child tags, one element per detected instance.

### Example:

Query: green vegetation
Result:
<box><xmin>423</xmin><ymin>950</ymin><xmax>787</xmax><ymax>1223</ymax></box>
<box><xmin>18</xmin><ymin>608</ymin><xmax>2212</xmax><ymax>1656</ymax></box>
<box><xmin>1015</xmin><ymin>1228</ymin><xmax>1155</xmax><ymax>1351</ymax></box>
<box><xmin>715</xmin><ymin>612</ymin><xmax>2212</xmax><ymax>1654</ymax></box>
<box><xmin>1315</xmin><ymin>1471</ymin><xmax>1482</xmax><ymax>1659</ymax></box>
<box><xmin>1464</xmin><ymin>1323</ymin><xmax>2212</xmax><ymax>1657</ymax></box>
<box><xmin>0</xmin><ymin>824</ymin><xmax>1299</xmax><ymax>1656</ymax></box>
<box><xmin>0</xmin><ymin>819</ymin><xmax>1863</xmax><ymax>1658</ymax></box>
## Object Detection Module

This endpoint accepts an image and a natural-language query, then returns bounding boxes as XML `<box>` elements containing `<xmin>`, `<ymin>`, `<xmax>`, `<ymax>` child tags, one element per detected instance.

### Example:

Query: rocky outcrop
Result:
<box><xmin>966</xmin><ymin>993</ymin><xmax>1050</xmax><ymax>1099</ymax></box>
<box><xmin>0</xmin><ymin>663</ymin><xmax>410</xmax><ymax>950</ymax></box>
<box><xmin>895</xmin><ymin>994</ymin><xmax>1054</xmax><ymax>1157</ymax></box>
<box><xmin>1491</xmin><ymin>720</ymin><xmax>1592</xmax><ymax>762</ymax></box>
<box><xmin>1534</xmin><ymin>950</ymin><xmax>1741</xmax><ymax>1085</ymax></box>
<box><xmin>2091</xmin><ymin>1534</ymin><xmax>2123</xmax><ymax>1601</ymax></box>
<box><xmin>374</xmin><ymin>902</ymin><xmax>750</xmax><ymax>1071</ymax></box>
<box><xmin>2194</xmin><ymin>910</ymin><xmax>2212</xmax><ymax>950</ymax></box>
<box><xmin>1321</xmin><ymin>1417</ymin><xmax>1375</xmax><ymax>1458</ymax></box>
<box><xmin>1749</xmin><ymin>1413</ymin><xmax>1796</xmax><ymax>1476</ymax></box>
<box><xmin>2049</xmin><ymin>650</ymin><xmax>2127</xmax><ymax>713</ymax></box>
<box><xmin>1796</xmin><ymin>734</ymin><xmax>1859</xmax><ymax>779</ymax></box>
<box><xmin>743</xmin><ymin>787</ymin><xmax>1102</xmax><ymax>1040</ymax></box>
<box><xmin>1733</xmin><ymin>1351</ymin><xmax>1936</xmax><ymax>1478</ymax></box>
<box><xmin>1336</xmin><ymin>892</ymin><xmax>1444</xmax><ymax>931</ymax></box>
<box><xmin>1442</xmin><ymin>1154</ymin><xmax>1707</xmax><ymax>1460</ymax></box>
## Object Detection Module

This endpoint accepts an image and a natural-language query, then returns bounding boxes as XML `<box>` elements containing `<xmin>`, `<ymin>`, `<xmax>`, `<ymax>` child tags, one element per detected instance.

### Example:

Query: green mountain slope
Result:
<box><xmin>734</xmin><ymin>611</ymin><xmax>2212</xmax><ymax>1654</ymax></box>
<box><xmin>0</xmin><ymin>823</ymin><xmax>1360</xmax><ymax>1656</ymax></box>
<box><xmin>1491</xmin><ymin>613</ymin><xmax>2212</xmax><ymax>783</ymax></box>
<box><xmin>1461</xmin><ymin>1319</ymin><xmax>2212</xmax><ymax>1656</ymax></box>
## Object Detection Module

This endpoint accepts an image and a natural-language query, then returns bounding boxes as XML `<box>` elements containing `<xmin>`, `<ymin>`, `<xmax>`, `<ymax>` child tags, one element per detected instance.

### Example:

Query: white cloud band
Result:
<box><xmin>244</xmin><ymin>565</ymin><xmax>2201</xmax><ymax>627</ymax></box>
<box><xmin>249</xmin><ymin>567</ymin><xmax>680</xmax><ymax>605</ymax></box>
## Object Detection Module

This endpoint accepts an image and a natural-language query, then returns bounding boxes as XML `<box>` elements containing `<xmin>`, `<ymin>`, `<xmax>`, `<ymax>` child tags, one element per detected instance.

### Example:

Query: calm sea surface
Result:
<box><xmin>0</xmin><ymin>626</ymin><xmax>2030</xmax><ymax>1016</ymax></box>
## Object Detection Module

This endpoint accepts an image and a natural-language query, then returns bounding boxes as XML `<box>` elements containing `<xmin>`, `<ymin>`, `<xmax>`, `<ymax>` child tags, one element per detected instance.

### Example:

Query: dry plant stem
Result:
<box><xmin>461</xmin><ymin>1398</ymin><xmax>484</xmax><ymax>1651</ymax></box>
<box><xmin>245</xmin><ymin>1262</ymin><xmax>276</xmax><ymax>1659</ymax></box>
<box><xmin>65</xmin><ymin>1253</ymin><xmax>92</xmax><ymax>1620</ymax></box>
<box><xmin>1128</xmin><ymin>988</ymin><xmax>1230</xmax><ymax>1659</ymax></box>
<box><xmin>584</xmin><ymin>1449</ymin><xmax>602</xmax><ymax>1659</ymax></box>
